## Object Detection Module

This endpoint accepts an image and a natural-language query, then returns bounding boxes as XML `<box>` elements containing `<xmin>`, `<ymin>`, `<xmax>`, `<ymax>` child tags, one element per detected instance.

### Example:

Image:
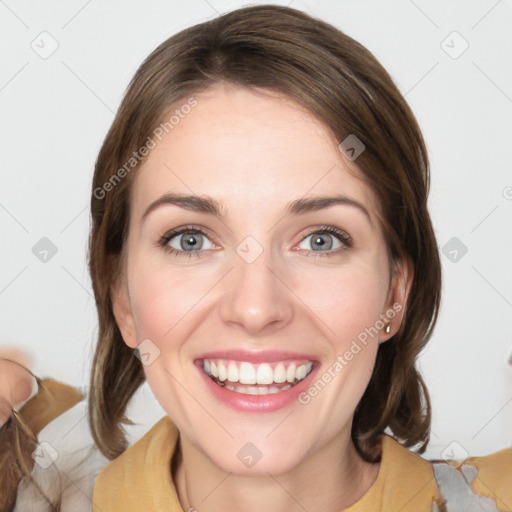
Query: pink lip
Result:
<box><xmin>195</xmin><ymin>349</ymin><xmax>318</xmax><ymax>364</ymax></box>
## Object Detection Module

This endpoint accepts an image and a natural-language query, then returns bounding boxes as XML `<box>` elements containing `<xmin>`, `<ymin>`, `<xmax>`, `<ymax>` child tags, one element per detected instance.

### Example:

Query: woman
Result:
<box><xmin>1</xmin><ymin>4</ymin><xmax>511</xmax><ymax>511</ymax></box>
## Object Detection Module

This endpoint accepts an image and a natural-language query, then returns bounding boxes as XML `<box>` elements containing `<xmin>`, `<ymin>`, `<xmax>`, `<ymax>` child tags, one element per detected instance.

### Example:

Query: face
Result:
<box><xmin>112</xmin><ymin>82</ymin><xmax>411</xmax><ymax>476</ymax></box>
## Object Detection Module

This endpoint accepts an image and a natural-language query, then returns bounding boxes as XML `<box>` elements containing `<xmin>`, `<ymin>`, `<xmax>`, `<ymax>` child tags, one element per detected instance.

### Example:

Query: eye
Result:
<box><xmin>158</xmin><ymin>225</ymin><xmax>215</xmax><ymax>259</ymax></box>
<box><xmin>297</xmin><ymin>226</ymin><xmax>353</xmax><ymax>257</ymax></box>
<box><xmin>157</xmin><ymin>224</ymin><xmax>353</xmax><ymax>259</ymax></box>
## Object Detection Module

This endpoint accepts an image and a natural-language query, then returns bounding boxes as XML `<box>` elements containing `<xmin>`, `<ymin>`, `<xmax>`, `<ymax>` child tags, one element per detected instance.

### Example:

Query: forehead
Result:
<box><xmin>130</xmin><ymin>83</ymin><xmax>380</xmax><ymax>225</ymax></box>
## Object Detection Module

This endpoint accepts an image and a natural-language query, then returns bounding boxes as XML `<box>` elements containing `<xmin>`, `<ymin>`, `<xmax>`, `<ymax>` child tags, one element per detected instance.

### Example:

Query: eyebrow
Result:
<box><xmin>141</xmin><ymin>192</ymin><xmax>373</xmax><ymax>226</ymax></box>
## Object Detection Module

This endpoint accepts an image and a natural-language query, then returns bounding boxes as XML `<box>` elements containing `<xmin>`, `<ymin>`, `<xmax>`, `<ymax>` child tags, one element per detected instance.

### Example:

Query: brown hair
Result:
<box><xmin>88</xmin><ymin>4</ymin><xmax>441</xmax><ymax>462</ymax></box>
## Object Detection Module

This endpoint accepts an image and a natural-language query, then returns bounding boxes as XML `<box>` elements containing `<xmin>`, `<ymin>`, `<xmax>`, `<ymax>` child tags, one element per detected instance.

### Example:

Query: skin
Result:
<box><xmin>0</xmin><ymin>348</ymin><xmax>35</xmax><ymax>426</ymax></box>
<box><xmin>111</xmin><ymin>82</ymin><xmax>413</xmax><ymax>512</ymax></box>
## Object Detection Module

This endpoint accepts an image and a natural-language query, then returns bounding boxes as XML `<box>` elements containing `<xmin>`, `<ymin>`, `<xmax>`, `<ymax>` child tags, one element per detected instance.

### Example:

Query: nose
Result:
<box><xmin>219</xmin><ymin>248</ymin><xmax>294</xmax><ymax>335</ymax></box>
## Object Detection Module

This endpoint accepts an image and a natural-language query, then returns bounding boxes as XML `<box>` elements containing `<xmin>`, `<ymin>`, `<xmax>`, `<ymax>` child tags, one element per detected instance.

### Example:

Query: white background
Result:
<box><xmin>1</xmin><ymin>0</ymin><xmax>511</xmax><ymax>460</ymax></box>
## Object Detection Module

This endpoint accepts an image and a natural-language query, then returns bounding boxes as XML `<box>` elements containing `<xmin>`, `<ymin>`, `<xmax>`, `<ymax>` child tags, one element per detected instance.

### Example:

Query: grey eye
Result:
<box><xmin>298</xmin><ymin>232</ymin><xmax>343</xmax><ymax>251</ymax></box>
<box><xmin>168</xmin><ymin>232</ymin><xmax>214</xmax><ymax>252</ymax></box>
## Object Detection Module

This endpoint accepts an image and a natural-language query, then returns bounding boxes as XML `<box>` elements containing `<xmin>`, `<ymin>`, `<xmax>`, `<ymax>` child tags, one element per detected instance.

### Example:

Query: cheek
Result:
<box><xmin>295</xmin><ymin>259</ymin><xmax>388</xmax><ymax>346</ymax></box>
<box><xmin>127</xmin><ymin>255</ymin><xmax>212</xmax><ymax>343</ymax></box>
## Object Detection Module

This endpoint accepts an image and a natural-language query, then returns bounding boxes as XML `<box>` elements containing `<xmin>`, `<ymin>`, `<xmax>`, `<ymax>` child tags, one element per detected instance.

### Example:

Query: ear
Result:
<box><xmin>110</xmin><ymin>275</ymin><xmax>138</xmax><ymax>349</ymax></box>
<box><xmin>380</xmin><ymin>256</ymin><xmax>414</xmax><ymax>343</ymax></box>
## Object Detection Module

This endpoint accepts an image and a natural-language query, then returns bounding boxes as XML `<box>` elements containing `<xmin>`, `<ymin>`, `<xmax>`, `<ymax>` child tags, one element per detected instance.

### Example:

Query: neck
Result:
<box><xmin>172</xmin><ymin>430</ymin><xmax>381</xmax><ymax>512</ymax></box>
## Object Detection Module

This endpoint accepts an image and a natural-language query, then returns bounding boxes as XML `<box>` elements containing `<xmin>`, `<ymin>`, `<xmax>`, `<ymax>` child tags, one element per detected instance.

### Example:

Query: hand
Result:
<box><xmin>0</xmin><ymin>348</ymin><xmax>37</xmax><ymax>427</ymax></box>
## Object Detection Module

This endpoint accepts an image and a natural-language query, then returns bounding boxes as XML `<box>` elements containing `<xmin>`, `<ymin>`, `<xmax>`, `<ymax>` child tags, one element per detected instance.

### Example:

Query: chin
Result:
<box><xmin>206</xmin><ymin>441</ymin><xmax>306</xmax><ymax>477</ymax></box>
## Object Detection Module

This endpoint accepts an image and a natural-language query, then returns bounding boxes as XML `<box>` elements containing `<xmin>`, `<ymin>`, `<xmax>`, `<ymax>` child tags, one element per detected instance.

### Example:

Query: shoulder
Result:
<box><xmin>365</xmin><ymin>435</ymin><xmax>512</xmax><ymax>512</ymax></box>
<box><xmin>371</xmin><ymin>434</ymin><xmax>444</xmax><ymax>511</ymax></box>
<box><xmin>429</xmin><ymin>446</ymin><xmax>512</xmax><ymax>512</ymax></box>
<box><xmin>92</xmin><ymin>415</ymin><xmax>181</xmax><ymax>512</ymax></box>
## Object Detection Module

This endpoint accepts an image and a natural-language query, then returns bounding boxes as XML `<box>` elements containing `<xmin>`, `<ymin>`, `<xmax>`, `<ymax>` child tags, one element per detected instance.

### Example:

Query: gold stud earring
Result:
<box><xmin>384</xmin><ymin>323</ymin><xmax>391</xmax><ymax>334</ymax></box>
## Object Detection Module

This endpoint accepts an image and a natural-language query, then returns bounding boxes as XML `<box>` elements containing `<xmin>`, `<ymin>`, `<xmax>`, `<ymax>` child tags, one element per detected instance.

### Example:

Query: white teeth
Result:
<box><xmin>223</xmin><ymin>383</ymin><xmax>292</xmax><ymax>395</ymax></box>
<box><xmin>239</xmin><ymin>362</ymin><xmax>256</xmax><ymax>384</ymax></box>
<box><xmin>256</xmin><ymin>363</ymin><xmax>274</xmax><ymax>385</ymax></box>
<box><xmin>218</xmin><ymin>362</ymin><xmax>227</xmax><ymax>381</ymax></box>
<box><xmin>202</xmin><ymin>359</ymin><xmax>314</xmax><ymax>388</ymax></box>
<box><xmin>286</xmin><ymin>363</ymin><xmax>296</xmax><ymax>383</ymax></box>
<box><xmin>296</xmin><ymin>364</ymin><xmax>307</xmax><ymax>381</ymax></box>
<box><xmin>273</xmin><ymin>362</ymin><xmax>287</xmax><ymax>383</ymax></box>
<box><xmin>227</xmin><ymin>362</ymin><xmax>239</xmax><ymax>382</ymax></box>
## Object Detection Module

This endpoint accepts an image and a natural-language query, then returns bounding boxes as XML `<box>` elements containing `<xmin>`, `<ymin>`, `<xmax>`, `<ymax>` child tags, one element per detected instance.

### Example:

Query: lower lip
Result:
<box><xmin>195</xmin><ymin>361</ymin><xmax>318</xmax><ymax>412</ymax></box>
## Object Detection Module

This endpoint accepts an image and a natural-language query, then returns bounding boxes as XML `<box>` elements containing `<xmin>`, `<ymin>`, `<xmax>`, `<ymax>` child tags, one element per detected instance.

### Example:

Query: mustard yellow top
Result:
<box><xmin>92</xmin><ymin>416</ymin><xmax>512</xmax><ymax>512</ymax></box>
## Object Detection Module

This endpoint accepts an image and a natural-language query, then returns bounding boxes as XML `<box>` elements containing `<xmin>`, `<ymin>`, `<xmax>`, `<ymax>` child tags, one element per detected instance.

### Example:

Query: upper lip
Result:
<box><xmin>195</xmin><ymin>349</ymin><xmax>318</xmax><ymax>364</ymax></box>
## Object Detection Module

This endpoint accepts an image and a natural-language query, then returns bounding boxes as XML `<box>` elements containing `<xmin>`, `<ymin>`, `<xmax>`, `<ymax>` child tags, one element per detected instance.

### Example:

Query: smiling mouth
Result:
<box><xmin>199</xmin><ymin>358</ymin><xmax>315</xmax><ymax>395</ymax></box>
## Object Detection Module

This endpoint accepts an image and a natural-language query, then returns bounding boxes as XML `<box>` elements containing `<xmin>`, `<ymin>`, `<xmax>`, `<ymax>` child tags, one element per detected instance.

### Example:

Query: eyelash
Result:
<box><xmin>157</xmin><ymin>224</ymin><xmax>353</xmax><ymax>259</ymax></box>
